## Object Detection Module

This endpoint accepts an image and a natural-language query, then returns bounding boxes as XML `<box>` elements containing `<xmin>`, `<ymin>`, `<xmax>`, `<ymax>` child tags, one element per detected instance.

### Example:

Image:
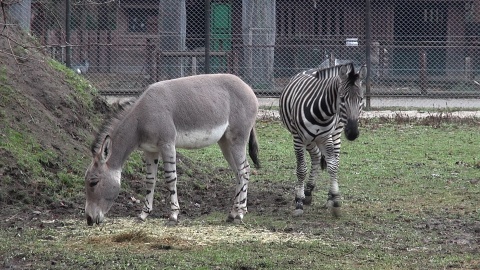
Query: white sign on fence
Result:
<box><xmin>346</xmin><ymin>38</ymin><xmax>358</xmax><ymax>46</ymax></box>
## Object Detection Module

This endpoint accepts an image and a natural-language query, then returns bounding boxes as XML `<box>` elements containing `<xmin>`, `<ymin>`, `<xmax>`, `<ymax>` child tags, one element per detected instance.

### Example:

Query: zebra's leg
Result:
<box><xmin>293</xmin><ymin>137</ymin><xmax>307</xmax><ymax>216</ymax></box>
<box><xmin>161</xmin><ymin>145</ymin><xmax>180</xmax><ymax>224</ymax></box>
<box><xmin>219</xmin><ymin>137</ymin><xmax>250</xmax><ymax>223</ymax></box>
<box><xmin>139</xmin><ymin>151</ymin><xmax>160</xmax><ymax>221</ymax></box>
<box><xmin>320</xmin><ymin>140</ymin><xmax>341</xmax><ymax>217</ymax></box>
<box><xmin>304</xmin><ymin>143</ymin><xmax>322</xmax><ymax>205</ymax></box>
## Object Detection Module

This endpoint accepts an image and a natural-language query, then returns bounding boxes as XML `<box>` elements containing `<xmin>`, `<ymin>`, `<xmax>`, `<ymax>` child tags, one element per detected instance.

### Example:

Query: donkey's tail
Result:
<box><xmin>248</xmin><ymin>127</ymin><xmax>261</xmax><ymax>169</ymax></box>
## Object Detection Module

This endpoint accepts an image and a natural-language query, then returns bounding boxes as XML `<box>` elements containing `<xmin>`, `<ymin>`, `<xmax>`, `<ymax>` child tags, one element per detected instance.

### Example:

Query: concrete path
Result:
<box><xmin>105</xmin><ymin>96</ymin><xmax>480</xmax><ymax>119</ymax></box>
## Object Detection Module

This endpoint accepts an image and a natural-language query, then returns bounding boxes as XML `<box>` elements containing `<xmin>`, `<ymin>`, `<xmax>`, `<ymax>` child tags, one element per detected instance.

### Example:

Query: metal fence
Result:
<box><xmin>16</xmin><ymin>0</ymin><xmax>480</xmax><ymax>101</ymax></box>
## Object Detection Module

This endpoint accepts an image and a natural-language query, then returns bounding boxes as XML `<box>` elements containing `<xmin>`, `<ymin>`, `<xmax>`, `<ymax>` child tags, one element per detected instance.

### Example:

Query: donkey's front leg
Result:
<box><xmin>161</xmin><ymin>145</ymin><xmax>180</xmax><ymax>224</ymax></box>
<box><xmin>227</xmin><ymin>158</ymin><xmax>250</xmax><ymax>223</ymax></box>
<box><xmin>139</xmin><ymin>152</ymin><xmax>160</xmax><ymax>221</ymax></box>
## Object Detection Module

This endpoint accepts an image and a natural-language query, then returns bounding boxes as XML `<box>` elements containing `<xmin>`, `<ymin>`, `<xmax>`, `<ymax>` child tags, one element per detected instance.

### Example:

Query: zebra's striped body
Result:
<box><xmin>279</xmin><ymin>63</ymin><xmax>366</xmax><ymax>217</ymax></box>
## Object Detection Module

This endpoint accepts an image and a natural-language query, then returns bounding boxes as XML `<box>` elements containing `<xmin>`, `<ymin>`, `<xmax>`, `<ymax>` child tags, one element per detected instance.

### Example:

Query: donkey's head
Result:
<box><xmin>338</xmin><ymin>64</ymin><xmax>367</xmax><ymax>141</ymax></box>
<box><xmin>84</xmin><ymin>135</ymin><xmax>121</xmax><ymax>226</ymax></box>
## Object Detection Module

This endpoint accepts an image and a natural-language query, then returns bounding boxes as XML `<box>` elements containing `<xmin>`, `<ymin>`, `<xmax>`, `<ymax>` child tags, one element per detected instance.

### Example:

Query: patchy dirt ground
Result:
<box><xmin>0</xmin><ymin>20</ymin><xmax>291</xmax><ymax>231</ymax></box>
<box><xmin>1</xmin><ymin>16</ymin><xmax>480</xmax><ymax>269</ymax></box>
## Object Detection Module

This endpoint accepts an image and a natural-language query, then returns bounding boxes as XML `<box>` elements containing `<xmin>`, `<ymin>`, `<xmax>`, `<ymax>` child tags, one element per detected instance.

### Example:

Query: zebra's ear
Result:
<box><xmin>358</xmin><ymin>65</ymin><xmax>367</xmax><ymax>80</ymax></box>
<box><xmin>339</xmin><ymin>64</ymin><xmax>349</xmax><ymax>81</ymax></box>
<box><xmin>100</xmin><ymin>135</ymin><xmax>112</xmax><ymax>163</ymax></box>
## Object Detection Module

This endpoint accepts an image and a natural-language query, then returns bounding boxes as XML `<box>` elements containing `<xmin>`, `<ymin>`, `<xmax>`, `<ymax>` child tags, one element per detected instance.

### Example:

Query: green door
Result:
<box><xmin>211</xmin><ymin>3</ymin><xmax>231</xmax><ymax>73</ymax></box>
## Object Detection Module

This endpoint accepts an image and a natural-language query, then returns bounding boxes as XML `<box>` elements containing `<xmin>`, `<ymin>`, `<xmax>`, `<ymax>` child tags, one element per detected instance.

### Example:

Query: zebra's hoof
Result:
<box><xmin>293</xmin><ymin>209</ymin><xmax>304</xmax><ymax>217</ymax></box>
<box><xmin>324</xmin><ymin>199</ymin><xmax>334</xmax><ymax>209</ymax></box>
<box><xmin>304</xmin><ymin>196</ymin><xmax>313</xmax><ymax>205</ymax></box>
<box><xmin>331</xmin><ymin>207</ymin><xmax>341</xmax><ymax>218</ymax></box>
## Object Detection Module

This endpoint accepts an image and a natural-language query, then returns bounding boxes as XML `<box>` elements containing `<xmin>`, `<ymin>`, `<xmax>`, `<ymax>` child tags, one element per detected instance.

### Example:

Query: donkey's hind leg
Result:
<box><xmin>218</xmin><ymin>137</ymin><xmax>250</xmax><ymax>223</ymax></box>
<box><xmin>139</xmin><ymin>151</ymin><xmax>160</xmax><ymax>221</ymax></box>
<box><xmin>160</xmin><ymin>144</ymin><xmax>180</xmax><ymax>224</ymax></box>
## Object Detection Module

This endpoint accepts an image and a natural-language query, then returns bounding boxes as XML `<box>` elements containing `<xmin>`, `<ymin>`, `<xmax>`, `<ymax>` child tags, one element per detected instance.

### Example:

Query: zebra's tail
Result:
<box><xmin>320</xmin><ymin>155</ymin><xmax>327</xmax><ymax>171</ymax></box>
<box><xmin>248</xmin><ymin>127</ymin><xmax>261</xmax><ymax>169</ymax></box>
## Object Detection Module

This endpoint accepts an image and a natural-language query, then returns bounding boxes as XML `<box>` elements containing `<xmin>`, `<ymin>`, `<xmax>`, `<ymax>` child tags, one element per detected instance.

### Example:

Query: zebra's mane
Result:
<box><xmin>293</xmin><ymin>62</ymin><xmax>354</xmax><ymax>82</ymax></box>
<box><xmin>90</xmin><ymin>98</ymin><xmax>136</xmax><ymax>155</ymax></box>
<box><xmin>314</xmin><ymin>62</ymin><xmax>354</xmax><ymax>80</ymax></box>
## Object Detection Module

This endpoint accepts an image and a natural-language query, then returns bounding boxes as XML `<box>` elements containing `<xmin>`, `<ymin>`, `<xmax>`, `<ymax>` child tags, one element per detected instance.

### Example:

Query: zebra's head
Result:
<box><xmin>338</xmin><ymin>64</ymin><xmax>367</xmax><ymax>141</ymax></box>
<box><xmin>84</xmin><ymin>135</ymin><xmax>121</xmax><ymax>226</ymax></box>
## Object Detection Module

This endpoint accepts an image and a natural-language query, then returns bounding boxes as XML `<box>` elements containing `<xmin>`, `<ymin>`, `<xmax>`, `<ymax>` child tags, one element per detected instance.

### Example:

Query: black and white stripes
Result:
<box><xmin>279</xmin><ymin>63</ymin><xmax>367</xmax><ymax>217</ymax></box>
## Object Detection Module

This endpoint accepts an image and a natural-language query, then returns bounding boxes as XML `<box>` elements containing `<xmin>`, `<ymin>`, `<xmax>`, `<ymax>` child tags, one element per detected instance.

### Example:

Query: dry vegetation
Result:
<box><xmin>1</xmin><ymin>10</ymin><xmax>480</xmax><ymax>270</ymax></box>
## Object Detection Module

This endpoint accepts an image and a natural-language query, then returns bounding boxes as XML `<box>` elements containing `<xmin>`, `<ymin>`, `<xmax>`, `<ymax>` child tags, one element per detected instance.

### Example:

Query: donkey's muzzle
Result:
<box><xmin>344</xmin><ymin>120</ymin><xmax>359</xmax><ymax>141</ymax></box>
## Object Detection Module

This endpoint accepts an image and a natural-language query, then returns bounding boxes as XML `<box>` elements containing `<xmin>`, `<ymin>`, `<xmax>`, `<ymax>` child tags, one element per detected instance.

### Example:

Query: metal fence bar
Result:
<box><xmin>365</xmin><ymin>0</ymin><xmax>372</xmax><ymax>109</ymax></box>
<box><xmin>204</xmin><ymin>0</ymin><xmax>211</xmax><ymax>74</ymax></box>
<box><xmin>65</xmin><ymin>0</ymin><xmax>72</xmax><ymax>68</ymax></box>
<box><xmin>25</xmin><ymin>0</ymin><xmax>480</xmax><ymax>104</ymax></box>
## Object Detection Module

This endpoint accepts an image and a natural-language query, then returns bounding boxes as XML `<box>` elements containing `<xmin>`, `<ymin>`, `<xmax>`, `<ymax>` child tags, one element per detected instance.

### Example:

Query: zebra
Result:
<box><xmin>279</xmin><ymin>63</ymin><xmax>367</xmax><ymax>217</ymax></box>
<box><xmin>84</xmin><ymin>74</ymin><xmax>260</xmax><ymax>226</ymax></box>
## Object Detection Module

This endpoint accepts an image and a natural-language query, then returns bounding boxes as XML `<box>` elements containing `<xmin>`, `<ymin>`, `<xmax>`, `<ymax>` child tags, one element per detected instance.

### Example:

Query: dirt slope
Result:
<box><xmin>0</xmin><ymin>21</ymin><xmax>268</xmax><ymax>225</ymax></box>
<box><xmin>0</xmin><ymin>19</ymin><xmax>111</xmax><ymax>207</ymax></box>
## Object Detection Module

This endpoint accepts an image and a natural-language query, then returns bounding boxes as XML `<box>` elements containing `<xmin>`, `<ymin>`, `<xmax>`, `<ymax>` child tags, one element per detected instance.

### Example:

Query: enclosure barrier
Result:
<box><xmin>6</xmin><ymin>0</ymin><xmax>480</xmax><ymax>106</ymax></box>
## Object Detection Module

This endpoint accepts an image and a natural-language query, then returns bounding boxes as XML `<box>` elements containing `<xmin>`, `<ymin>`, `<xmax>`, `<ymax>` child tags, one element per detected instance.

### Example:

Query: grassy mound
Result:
<box><xmin>0</xmin><ymin>23</ymin><xmax>111</xmax><ymax>206</ymax></box>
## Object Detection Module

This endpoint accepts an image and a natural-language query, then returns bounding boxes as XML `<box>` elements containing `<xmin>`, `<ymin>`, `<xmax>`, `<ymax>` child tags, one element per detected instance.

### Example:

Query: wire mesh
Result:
<box><xmin>26</xmin><ymin>0</ymin><xmax>480</xmax><ymax>99</ymax></box>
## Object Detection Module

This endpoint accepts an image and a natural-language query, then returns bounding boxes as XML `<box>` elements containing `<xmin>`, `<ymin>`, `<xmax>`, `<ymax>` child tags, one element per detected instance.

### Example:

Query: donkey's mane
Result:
<box><xmin>90</xmin><ymin>99</ymin><xmax>136</xmax><ymax>155</ymax></box>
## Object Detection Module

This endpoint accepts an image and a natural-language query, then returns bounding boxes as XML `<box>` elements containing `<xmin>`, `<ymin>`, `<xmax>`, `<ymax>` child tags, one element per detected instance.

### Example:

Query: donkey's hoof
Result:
<box><xmin>226</xmin><ymin>214</ymin><xmax>235</xmax><ymax>223</ymax></box>
<box><xmin>304</xmin><ymin>196</ymin><xmax>313</xmax><ymax>205</ymax></box>
<box><xmin>234</xmin><ymin>216</ymin><xmax>244</xmax><ymax>224</ymax></box>
<box><xmin>166</xmin><ymin>218</ymin><xmax>179</xmax><ymax>226</ymax></box>
<box><xmin>138</xmin><ymin>212</ymin><xmax>149</xmax><ymax>221</ymax></box>
<box><xmin>293</xmin><ymin>209</ymin><xmax>304</xmax><ymax>217</ymax></box>
<box><xmin>226</xmin><ymin>214</ymin><xmax>244</xmax><ymax>224</ymax></box>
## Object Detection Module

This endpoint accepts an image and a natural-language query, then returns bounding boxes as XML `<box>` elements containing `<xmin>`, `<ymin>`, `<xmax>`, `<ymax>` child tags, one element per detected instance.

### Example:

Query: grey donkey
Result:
<box><xmin>85</xmin><ymin>74</ymin><xmax>260</xmax><ymax>226</ymax></box>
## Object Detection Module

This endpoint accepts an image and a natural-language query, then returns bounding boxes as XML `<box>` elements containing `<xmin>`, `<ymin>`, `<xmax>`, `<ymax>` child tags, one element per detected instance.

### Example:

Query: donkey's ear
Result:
<box><xmin>358</xmin><ymin>65</ymin><xmax>367</xmax><ymax>80</ymax></box>
<box><xmin>100</xmin><ymin>135</ymin><xmax>112</xmax><ymax>163</ymax></box>
<box><xmin>339</xmin><ymin>64</ymin><xmax>349</xmax><ymax>81</ymax></box>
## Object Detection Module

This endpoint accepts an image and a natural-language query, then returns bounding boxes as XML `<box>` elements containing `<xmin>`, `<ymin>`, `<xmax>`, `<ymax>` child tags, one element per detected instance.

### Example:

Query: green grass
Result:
<box><xmin>48</xmin><ymin>59</ymin><xmax>99</xmax><ymax>113</ymax></box>
<box><xmin>0</xmin><ymin>61</ymin><xmax>106</xmax><ymax>205</ymax></box>
<box><xmin>1</xmin><ymin>128</ymin><xmax>57</xmax><ymax>177</ymax></box>
<box><xmin>1</xmin><ymin>117</ymin><xmax>480</xmax><ymax>269</ymax></box>
<box><xmin>0</xmin><ymin>65</ymin><xmax>14</xmax><ymax>113</ymax></box>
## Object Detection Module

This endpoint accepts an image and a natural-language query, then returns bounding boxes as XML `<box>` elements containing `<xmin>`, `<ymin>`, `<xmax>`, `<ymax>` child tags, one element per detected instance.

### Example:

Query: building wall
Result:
<box><xmin>33</xmin><ymin>0</ymin><xmax>478</xmax><ymax>81</ymax></box>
